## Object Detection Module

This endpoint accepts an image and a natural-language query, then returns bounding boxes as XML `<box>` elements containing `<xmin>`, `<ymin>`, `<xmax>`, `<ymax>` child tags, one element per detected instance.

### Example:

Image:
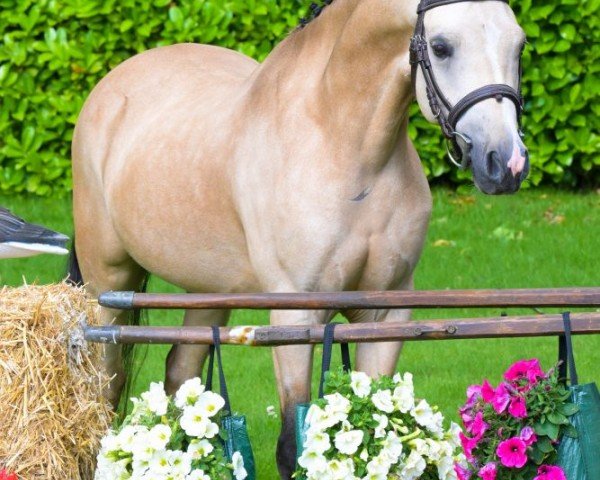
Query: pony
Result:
<box><xmin>70</xmin><ymin>0</ymin><xmax>528</xmax><ymax>476</ymax></box>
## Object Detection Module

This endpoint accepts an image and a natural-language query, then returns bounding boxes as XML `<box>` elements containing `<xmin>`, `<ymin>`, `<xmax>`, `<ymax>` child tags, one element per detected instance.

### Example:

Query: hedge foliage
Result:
<box><xmin>0</xmin><ymin>0</ymin><xmax>598</xmax><ymax>196</ymax></box>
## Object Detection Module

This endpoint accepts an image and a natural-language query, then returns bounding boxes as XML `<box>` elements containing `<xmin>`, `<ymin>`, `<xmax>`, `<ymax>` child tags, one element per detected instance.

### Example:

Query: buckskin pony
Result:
<box><xmin>70</xmin><ymin>0</ymin><xmax>528</xmax><ymax>476</ymax></box>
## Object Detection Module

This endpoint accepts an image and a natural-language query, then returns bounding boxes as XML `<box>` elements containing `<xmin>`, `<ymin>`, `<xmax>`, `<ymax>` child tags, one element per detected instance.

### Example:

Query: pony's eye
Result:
<box><xmin>430</xmin><ymin>40</ymin><xmax>453</xmax><ymax>59</ymax></box>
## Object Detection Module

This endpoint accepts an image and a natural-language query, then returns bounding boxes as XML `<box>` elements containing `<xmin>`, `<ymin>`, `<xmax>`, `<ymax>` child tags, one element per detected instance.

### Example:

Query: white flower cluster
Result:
<box><xmin>95</xmin><ymin>379</ymin><xmax>247</xmax><ymax>480</ymax></box>
<box><xmin>298</xmin><ymin>371</ymin><xmax>465</xmax><ymax>480</ymax></box>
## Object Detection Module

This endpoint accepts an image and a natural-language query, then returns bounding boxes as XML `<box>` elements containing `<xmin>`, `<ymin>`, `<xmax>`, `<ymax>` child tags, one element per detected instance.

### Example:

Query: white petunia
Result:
<box><xmin>195</xmin><ymin>391</ymin><xmax>226</xmax><ymax>417</ymax></box>
<box><xmin>132</xmin><ymin>435</ymin><xmax>155</xmax><ymax>462</ymax></box>
<box><xmin>446</xmin><ymin>421</ymin><xmax>462</xmax><ymax>449</ymax></box>
<box><xmin>117</xmin><ymin>425</ymin><xmax>144</xmax><ymax>453</ymax></box>
<box><xmin>169</xmin><ymin>450</ymin><xmax>192</xmax><ymax>476</ymax></box>
<box><xmin>304</xmin><ymin>429</ymin><xmax>331</xmax><ymax>454</ymax></box>
<box><xmin>147</xmin><ymin>424</ymin><xmax>172</xmax><ymax>450</ymax></box>
<box><xmin>298</xmin><ymin>449</ymin><xmax>328</xmax><ymax>473</ymax></box>
<box><xmin>203</xmin><ymin>420</ymin><xmax>219</xmax><ymax>438</ymax></box>
<box><xmin>371</xmin><ymin>389</ymin><xmax>394</xmax><ymax>413</ymax></box>
<box><xmin>381</xmin><ymin>431</ymin><xmax>403</xmax><ymax>461</ymax></box>
<box><xmin>372</xmin><ymin>413</ymin><xmax>388</xmax><ymax>438</ymax></box>
<box><xmin>350</xmin><ymin>371</ymin><xmax>371</xmax><ymax>398</ymax></box>
<box><xmin>175</xmin><ymin>377</ymin><xmax>205</xmax><ymax>408</ymax></box>
<box><xmin>180</xmin><ymin>405</ymin><xmax>211</xmax><ymax>438</ymax></box>
<box><xmin>141</xmin><ymin>381</ymin><xmax>169</xmax><ymax>416</ymax></box>
<box><xmin>149</xmin><ymin>450</ymin><xmax>172</xmax><ymax>474</ymax></box>
<box><xmin>187</xmin><ymin>439</ymin><xmax>214</xmax><ymax>459</ymax></box>
<box><xmin>426</xmin><ymin>411</ymin><xmax>445</xmax><ymax>436</ymax></box>
<box><xmin>324</xmin><ymin>392</ymin><xmax>351</xmax><ymax>414</ymax></box>
<box><xmin>334</xmin><ymin>429</ymin><xmax>364</xmax><ymax>455</ymax></box>
<box><xmin>401</xmin><ymin>450</ymin><xmax>427</xmax><ymax>480</ymax></box>
<box><xmin>437</xmin><ymin>455</ymin><xmax>458</xmax><ymax>480</ymax></box>
<box><xmin>99</xmin><ymin>432</ymin><xmax>121</xmax><ymax>453</ymax></box>
<box><xmin>361</xmin><ymin>473</ymin><xmax>386</xmax><ymax>480</ymax></box>
<box><xmin>186</xmin><ymin>470</ymin><xmax>210</xmax><ymax>480</ymax></box>
<box><xmin>306</xmin><ymin>405</ymin><xmax>343</xmax><ymax>434</ymax></box>
<box><xmin>410</xmin><ymin>399</ymin><xmax>434</xmax><ymax>428</ymax></box>
<box><xmin>366</xmin><ymin>453</ymin><xmax>392</xmax><ymax>476</ymax></box>
<box><xmin>327</xmin><ymin>458</ymin><xmax>353</xmax><ymax>479</ymax></box>
<box><xmin>232</xmin><ymin>451</ymin><xmax>248</xmax><ymax>480</ymax></box>
<box><xmin>392</xmin><ymin>384</ymin><xmax>415</xmax><ymax>413</ymax></box>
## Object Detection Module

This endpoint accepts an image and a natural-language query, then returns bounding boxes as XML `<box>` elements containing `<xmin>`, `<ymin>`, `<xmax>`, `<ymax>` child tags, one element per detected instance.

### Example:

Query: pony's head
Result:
<box><xmin>412</xmin><ymin>0</ymin><xmax>528</xmax><ymax>194</ymax></box>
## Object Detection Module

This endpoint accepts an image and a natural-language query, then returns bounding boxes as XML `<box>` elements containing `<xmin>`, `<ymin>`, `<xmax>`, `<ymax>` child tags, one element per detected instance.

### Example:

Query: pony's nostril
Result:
<box><xmin>485</xmin><ymin>150</ymin><xmax>502</xmax><ymax>180</ymax></box>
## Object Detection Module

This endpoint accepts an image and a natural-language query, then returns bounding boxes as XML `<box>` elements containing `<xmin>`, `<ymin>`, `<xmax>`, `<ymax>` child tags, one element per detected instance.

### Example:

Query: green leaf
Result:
<box><xmin>535</xmin><ymin>421</ymin><xmax>560</xmax><ymax>440</ymax></box>
<box><xmin>557</xmin><ymin>403</ymin><xmax>580</xmax><ymax>416</ymax></box>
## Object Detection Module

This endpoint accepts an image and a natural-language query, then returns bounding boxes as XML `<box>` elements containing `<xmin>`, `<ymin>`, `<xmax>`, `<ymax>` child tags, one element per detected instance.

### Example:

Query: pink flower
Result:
<box><xmin>533</xmin><ymin>465</ymin><xmax>567</xmax><ymax>480</ymax></box>
<box><xmin>504</xmin><ymin>359</ymin><xmax>545</xmax><ymax>385</ymax></box>
<box><xmin>454</xmin><ymin>463</ymin><xmax>472</xmax><ymax>480</ymax></box>
<box><xmin>468</xmin><ymin>411</ymin><xmax>489</xmax><ymax>438</ymax></box>
<box><xmin>508</xmin><ymin>395</ymin><xmax>528</xmax><ymax>418</ymax></box>
<box><xmin>478</xmin><ymin>463</ymin><xmax>497</xmax><ymax>480</ymax></box>
<box><xmin>481</xmin><ymin>380</ymin><xmax>495</xmax><ymax>403</ymax></box>
<box><xmin>519</xmin><ymin>426</ymin><xmax>537</xmax><ymax>446</ymax></box>
<box><xmin>496</xmin><ymin>437</ymin><xmax>528</xmax><ymax>468</ymax></box>
<box><xmin>461</xmin><ymin>411</ymin><xmax>474</xmax><ymax>430</ymax></box>
<box><xmin>491</xmin><ymin>383</ymin><xmax>511</xmax><ymax>414</ymax></box>
<box><xmin>460</xmin><ymin>432</ymin><xmax>480</xmax><ymax>464</ymax></box>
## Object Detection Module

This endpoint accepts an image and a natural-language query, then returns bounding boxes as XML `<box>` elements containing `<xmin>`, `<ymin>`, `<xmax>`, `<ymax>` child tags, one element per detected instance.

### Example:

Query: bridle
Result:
<box><xmin>409</xmin><ymin>0</ymin><xmax>523</xmax><ymax>168</ymax></box>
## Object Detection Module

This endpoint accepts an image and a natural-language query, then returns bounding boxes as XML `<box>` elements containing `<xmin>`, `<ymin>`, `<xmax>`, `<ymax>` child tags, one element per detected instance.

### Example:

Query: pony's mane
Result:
<box><xmin>298</xmin><ymin>0</ymin><xmax>335</xmax><ymax>28</ymax></box>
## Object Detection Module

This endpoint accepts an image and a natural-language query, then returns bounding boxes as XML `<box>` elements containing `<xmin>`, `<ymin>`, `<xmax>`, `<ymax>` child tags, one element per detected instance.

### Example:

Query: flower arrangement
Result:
<box><xmin>95</xmin><ymin>378</ymin><xmax>247</xmax><ymax>480</ymax></box>
<box><xmin>295</xmin><ymin>369</ymin><xmax>464</xmax><ymax>480</ymax></box>
<box><xmin>457</xmin><ymin>359</ymin><xmax>578</xmax><ymax>480</ymax></box>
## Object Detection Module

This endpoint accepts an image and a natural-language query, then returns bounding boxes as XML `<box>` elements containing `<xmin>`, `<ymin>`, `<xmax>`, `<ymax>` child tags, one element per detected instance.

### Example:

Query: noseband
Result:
<box><xmin>410</xmin><ymin>0</ymin><xmax>523</xmax><ymax>168</ymax></box>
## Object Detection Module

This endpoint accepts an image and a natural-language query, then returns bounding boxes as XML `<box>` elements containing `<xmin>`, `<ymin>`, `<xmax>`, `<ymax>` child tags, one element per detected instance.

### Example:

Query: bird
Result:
<box><xmin>0</xmin><ymin>207</ymin><xmax>69</xmax><ymax>259</ymax></box>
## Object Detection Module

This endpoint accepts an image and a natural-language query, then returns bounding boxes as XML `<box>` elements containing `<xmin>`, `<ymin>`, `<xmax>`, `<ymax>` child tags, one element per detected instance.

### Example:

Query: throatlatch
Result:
<box><xmin>409</xmin><ymin>0</ymin><xmax>523</xmax><ymax>168</ymax></box>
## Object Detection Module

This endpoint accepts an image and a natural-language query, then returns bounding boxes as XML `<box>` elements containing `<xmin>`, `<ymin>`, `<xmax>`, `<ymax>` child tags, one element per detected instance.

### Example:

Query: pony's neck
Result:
<box><xmin>257</xmin><ymin>0</ymin><xmax>418</xmax><ymax>166</ymax></box>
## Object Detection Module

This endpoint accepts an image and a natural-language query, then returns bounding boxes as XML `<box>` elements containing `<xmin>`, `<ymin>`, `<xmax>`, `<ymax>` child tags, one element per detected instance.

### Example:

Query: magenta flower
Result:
<box><xmin>460</xmin><ymin>432</ymin><xmax>479</xmax><ymax>463</ymax></box>
<box><xmin>508</xmin><ymin>395</ymin><xmax>528</xmax><ymax>418</ymax></box>
<box><xmin>454</xmin><ymin>462</ymin><xmax>472</xmax><ymax>480</ymax></box>
<box><xmin>520</xmin><ymin>426</ymin><xmax>537</xmax><ymax>446</ymax></box>
<box><xmin>478</xmin><ymin>462</ymin><xmax>497</xmax><ymax>480</ymax></box>
<box><xmin>504</xmin><ymin>359</ymin><xmax>545</xmax><ymax>385</ymax></box>
<box><xmin>491</xmin><ymin>383</ymin><xmax>511</xmax><ymax>413</ymax></box>
<box><xmin>468</xmin><ymin>411</ymin><xmax>489</xmax><ymax>438</ymax></box>
<box><xmin>533</xmin><ymin>465</ymin><xmax>567</xmax><ymax>480</ymax></box>
<box><xmin>481</xmin><ymin>380</ymin><xmax>495</xmax><ymax>403</ymax></box>
<box><xmin>496</xmin><ymin>437</ymin><xmax>528</xmax><ymax>468</ymax></box>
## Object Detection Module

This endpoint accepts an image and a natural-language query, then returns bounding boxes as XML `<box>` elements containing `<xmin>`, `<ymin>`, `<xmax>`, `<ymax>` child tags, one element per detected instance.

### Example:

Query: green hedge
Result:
<box><xmin>0</xmin><ymin>0</ymin><xmax>598</xmax><ymax>196</ymax></box>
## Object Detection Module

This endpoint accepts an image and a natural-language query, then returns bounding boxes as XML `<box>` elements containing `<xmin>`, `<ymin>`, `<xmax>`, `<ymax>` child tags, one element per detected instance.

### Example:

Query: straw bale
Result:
<box><xmin>0</xmin><ymin>283</ymin><xmax>113</xmax><ymax>479</ymax></box>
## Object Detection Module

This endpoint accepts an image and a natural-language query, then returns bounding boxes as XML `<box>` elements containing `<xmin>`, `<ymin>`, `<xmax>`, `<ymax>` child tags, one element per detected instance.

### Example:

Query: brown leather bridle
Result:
<box><xmin>410</xmin><ymin>0</ymin><xmax>524</xmax><ymax>168</ymax></box>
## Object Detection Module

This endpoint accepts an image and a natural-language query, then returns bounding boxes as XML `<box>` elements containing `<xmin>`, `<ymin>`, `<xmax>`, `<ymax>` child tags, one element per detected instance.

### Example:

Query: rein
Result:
<box><xmin>409</xmin><ymin>0</ymin><xmax>523</xmax><ymax>168</ymax></box>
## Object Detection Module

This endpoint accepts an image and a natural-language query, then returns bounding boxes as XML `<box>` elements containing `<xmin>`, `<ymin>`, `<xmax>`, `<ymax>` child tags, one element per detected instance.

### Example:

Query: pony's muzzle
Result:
<box><xmin>476</xmin><ymin>143</ymin><xmax>529</xmax><ymax>194</ymax></box>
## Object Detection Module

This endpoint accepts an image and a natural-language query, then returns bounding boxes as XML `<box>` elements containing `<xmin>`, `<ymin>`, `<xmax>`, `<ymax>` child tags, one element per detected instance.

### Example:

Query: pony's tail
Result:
<box><xmin>66</xmin><ymin>238</ymin><xmax>84</xmax><ymax>286</ymax></box>
<box><xmin>67</xmin><ymin>236</ymin><xmax>149</xmax><ymax>420</ymax></box>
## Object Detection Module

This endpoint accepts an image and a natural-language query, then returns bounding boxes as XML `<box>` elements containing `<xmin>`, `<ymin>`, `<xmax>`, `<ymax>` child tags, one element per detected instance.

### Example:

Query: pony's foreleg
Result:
<box><xmin>271</xmin><ymin>310</ymin><xmax>328</xmax><ymax>480</ymax></box>
<box><xmin>165</xmin><ymin>309</ymin><xmax>231</xmax><ymax>394</ymax></box>
<box><xmin>353</xmin><ymin>308</ymin><xmax>411</xmax><ymax>376</ymax></box>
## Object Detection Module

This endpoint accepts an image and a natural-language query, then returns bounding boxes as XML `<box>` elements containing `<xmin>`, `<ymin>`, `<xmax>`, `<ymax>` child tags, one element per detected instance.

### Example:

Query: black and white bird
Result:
<box><xmin>0</xmin><ymin>207</ymin><xmax>69</xmax><ymax>259</ymax></box>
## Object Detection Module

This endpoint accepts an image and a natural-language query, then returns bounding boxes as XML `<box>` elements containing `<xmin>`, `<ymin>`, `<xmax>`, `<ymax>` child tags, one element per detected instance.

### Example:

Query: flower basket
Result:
<box><xmin>456</xmin><ymin>354</ymin><xmax>579</xmax><ymax>480</ymax></box>
<box><xmin>95</xmin><ymin>377</ymin><xmax>247</xmax><ymax>480</ymax></box>
<box><xmin>295</xmin><ymin>324</ymin><xmax>463</xmax><ymax>480</ymax></box>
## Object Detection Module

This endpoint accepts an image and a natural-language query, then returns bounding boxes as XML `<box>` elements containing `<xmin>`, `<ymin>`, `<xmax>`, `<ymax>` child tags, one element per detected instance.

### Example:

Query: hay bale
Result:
<box><xmin>0</xmin><ymin>283</ymin><xmax>113</xmax><ymax>479</ymax></box>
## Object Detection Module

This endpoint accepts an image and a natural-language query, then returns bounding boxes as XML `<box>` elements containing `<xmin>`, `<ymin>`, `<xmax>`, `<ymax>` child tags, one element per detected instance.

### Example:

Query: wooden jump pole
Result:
<box><xmin>83</xmin><ymin>312</ymin><xmax>600</xmax><ymax>346</ymax></box>
<box><xmin>98</xmin><ymin>288</ymin><xmax>600</xmax><ymax>311</ymax></box>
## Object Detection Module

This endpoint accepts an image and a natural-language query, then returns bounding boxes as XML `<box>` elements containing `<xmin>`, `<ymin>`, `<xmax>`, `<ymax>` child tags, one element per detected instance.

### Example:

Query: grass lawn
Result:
<box><xmin>1</xmin><ymin>188</ymin><xmax>599</xmax><ymax>479</ymax></box>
